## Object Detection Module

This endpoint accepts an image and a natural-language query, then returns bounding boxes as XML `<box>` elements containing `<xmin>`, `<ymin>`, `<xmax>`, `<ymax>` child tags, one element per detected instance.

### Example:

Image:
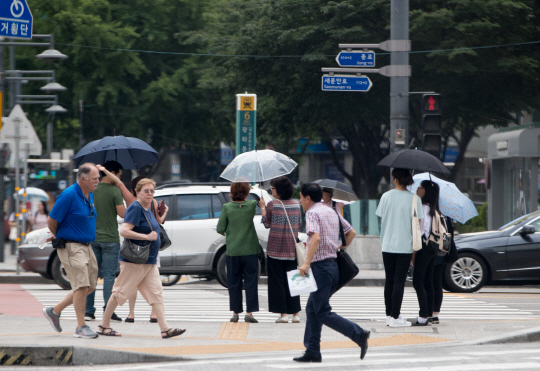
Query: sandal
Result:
<box><xmin>149</xmin><ymin>316</ymin><xmax>158</xmax><ymax>323</ymax></box>
<box><xmin>161</xmin><ymin>328</ymin><xmax>186</xmax><ymax>339</ymax></box>
<box><xmin>97</xmin><ymin>325</ymin><xmax>122</xmax><ymax>337</ymax></box>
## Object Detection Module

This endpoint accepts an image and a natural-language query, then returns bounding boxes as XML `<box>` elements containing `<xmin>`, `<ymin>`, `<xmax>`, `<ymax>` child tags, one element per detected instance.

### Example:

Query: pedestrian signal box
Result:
<box><xmin>421</xmin><ymin>94</ymin><xmax>442</xmax><ymax>158</ymax></box>
<box><xmin>395</xmin><ymin>129</ymin><xmax>405</xmax><ymax>145</ymax></box>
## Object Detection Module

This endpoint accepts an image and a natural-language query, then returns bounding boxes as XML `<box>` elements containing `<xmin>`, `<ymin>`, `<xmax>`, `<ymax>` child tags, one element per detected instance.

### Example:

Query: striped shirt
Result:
<box><xmin>305</xmin><ymin>203</ymin><xmax>352</xmax><ymax>262</ymax></box>
<box><xmin>261</xmin><ymin>199</ymin><xmax>301</xmax><ymax>260</ymax></box>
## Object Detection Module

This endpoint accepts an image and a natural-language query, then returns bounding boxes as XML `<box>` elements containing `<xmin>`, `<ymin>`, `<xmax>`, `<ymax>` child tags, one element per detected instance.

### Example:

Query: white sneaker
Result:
<box><xmin>275</xmin><ymin>316</ymin><xmax>289</xmax><ymax>323</ymax></box>
<box><xmin>388</xmin><ymin>317</ymin><xmax>412</xmax><ymax>328</ymax></box>
<box><xmin>292</xmin><ymin>315</ymin><xmax>300</xmax><ymax>323</ymax></box>
<box><xmin>386</xmin><ymin>316</ymin><xmax>391</xmax><ymax>326</ymax></box>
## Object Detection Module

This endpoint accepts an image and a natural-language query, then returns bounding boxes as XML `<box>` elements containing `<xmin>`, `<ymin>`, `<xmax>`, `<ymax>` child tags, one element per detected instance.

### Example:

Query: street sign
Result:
<box><xmin>236</xmin><ymin>94</ymin><xmax>256</xmax><ymax>156</ymax></box>
<box><xmin>0</xmin><ymin>0</ymin><xmax>33</xmax><ymax>39</ymax></box>
<box><xmin>336</xmin><ymin>51</ymin><xmax>375</xmax><ymax>67</ymax></box>
<box><xmin>321</xmin><ymin>75</ymin><xmax>373</xmax><ymax>92</ymax></box>
<box><xmin>0</xmin><ymin>105</ymin><xmax>42</xmax><ymax>155</ymax></box>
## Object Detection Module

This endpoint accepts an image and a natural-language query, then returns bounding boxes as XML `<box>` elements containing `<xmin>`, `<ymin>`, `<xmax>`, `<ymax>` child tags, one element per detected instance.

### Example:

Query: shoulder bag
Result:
<box><xmin>412</xmin><ymin>194</ymin><xmax>423</xmax><ymax>252</ymax></box>
<box><xmin>333</xmin><ymin>208</ymin><xmax>359</xmax><ymax>292</ymax></box>
<box><xmin>120</xmin><ymin>207</ymin><xmax>153</xmax><ymax>264</ymax></box>
<box><xmin>152</xmin><ymin>201</ymin><xmax>171</xmax><ymax>251</ymax></box>
<box><xmin>276</xmin><ymin>200</ymin><xmax>306</xmax><ymax>267</ymax></box>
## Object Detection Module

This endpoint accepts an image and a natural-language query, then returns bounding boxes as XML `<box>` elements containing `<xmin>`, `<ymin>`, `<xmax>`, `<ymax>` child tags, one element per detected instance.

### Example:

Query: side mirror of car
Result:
<box><xmin>521</xmin><ymin>225</ymin><xmax>536</xmax><ymax>235</ymax></box>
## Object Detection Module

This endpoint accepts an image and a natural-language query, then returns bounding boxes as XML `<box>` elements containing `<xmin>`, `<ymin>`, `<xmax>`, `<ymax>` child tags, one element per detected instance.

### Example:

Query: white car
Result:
<box><xmin>154</xmin><ymin>182</ymin><xmax>306</xmax><ymax>287</ymax></box>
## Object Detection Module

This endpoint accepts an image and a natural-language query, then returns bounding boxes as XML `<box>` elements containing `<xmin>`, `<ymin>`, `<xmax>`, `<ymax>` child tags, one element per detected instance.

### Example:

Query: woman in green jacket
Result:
<box><xmin>217</xmin><ymin>182</ymin><xmax>260</xmax><ymax>323</ymax></box>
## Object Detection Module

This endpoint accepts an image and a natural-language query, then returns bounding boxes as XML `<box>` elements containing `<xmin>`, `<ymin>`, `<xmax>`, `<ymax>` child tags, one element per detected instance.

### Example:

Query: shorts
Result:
<box><xmin>56</xmin><ymin>242</ymin><xmax>98</xmax><ymax>292</ymax></box>
<box><xmin>109</xmin><ymin>261</ymin><xmax>163</xmax><ymax>306</ymax></box>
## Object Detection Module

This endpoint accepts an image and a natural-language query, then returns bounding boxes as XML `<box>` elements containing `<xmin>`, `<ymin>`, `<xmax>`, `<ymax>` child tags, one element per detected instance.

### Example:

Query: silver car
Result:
<box><xmin>18</xmin><ymin>183</ymin><xmax>306</xmax><ymax>289</ymax></box>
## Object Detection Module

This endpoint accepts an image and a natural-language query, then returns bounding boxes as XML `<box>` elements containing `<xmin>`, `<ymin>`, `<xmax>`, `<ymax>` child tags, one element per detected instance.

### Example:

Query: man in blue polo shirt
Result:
<box><xmin>43</xmin><ymin>163</ymin><xmax>100</xmax><ymax>339</ymax></box>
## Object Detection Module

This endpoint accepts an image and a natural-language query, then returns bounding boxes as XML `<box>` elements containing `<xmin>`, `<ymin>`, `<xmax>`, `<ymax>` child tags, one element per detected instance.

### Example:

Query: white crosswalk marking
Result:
<box><xmin>23</xmin><ymin>285</ymin><xmax>539</xmax><ymax>323</ymax></box>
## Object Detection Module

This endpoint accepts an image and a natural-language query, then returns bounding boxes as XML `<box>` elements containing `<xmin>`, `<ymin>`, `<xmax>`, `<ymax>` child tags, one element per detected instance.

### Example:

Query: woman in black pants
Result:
<box><xmin>411</xmin><ymin>180</ymin><xmax>440</xmax><ymax>326</ymax></box>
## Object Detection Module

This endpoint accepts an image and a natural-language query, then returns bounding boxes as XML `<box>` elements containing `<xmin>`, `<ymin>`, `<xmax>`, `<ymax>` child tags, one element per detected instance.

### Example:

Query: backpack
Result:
<box><xmin>426</xmin><ymin>210</ymin><xmax>452</xmax><ymax>256</ymax></box>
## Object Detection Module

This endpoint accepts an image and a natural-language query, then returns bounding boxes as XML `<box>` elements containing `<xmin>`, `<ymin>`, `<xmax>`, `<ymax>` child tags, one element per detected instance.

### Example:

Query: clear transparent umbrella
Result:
<box><xmin>220</xmin><ymin>149</ymin><xmax>297</xmax><ymax>183</ymax></box>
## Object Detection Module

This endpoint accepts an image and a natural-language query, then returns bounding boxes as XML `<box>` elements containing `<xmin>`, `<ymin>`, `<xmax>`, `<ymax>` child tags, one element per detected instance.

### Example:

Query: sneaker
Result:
<box><xmin>110</xmin><ymin>312</ymin><xmax>122</xmax><ymax>323</ymax></box>
<box><xmin>431</xmin><ymin>316</ymin><xmax>440</xmax><ymax>324</ymax></box>
<box><xmin>275</xmin><ymin>316</ymin><xmax>289</xmax><ymax>323</ymax></box>
<box><xmin>74</xmin><ymin>324</ymin><xmax>98</xmax><ymax>339</ymax></box>
<box><xmin>84</xmin><ymin>313</ymin><xmax>95</xmax><ymax>321</ymax></box>
<box><xmin>409</xmin><ymin>318</ymin><xmax>430</xmax><ymax>326</ymax></box>
<box><xmin>43</xmin><ymin>307</ymin><xmax>62</xmax><ymax>333</ymax></box>
<box><xmin>386</xmin><ymin>316</ymin><xmax>391</xmax><ymax>326</ymax></box>
<box><xmin>292</xmin><ymin>315</ymin><xmax>301</xmax><ymax>323</ymax></box>
<box><xmin>388</xmin><ymin>316</ymin><xmax>412</xmax><ymax>328</ymax></box>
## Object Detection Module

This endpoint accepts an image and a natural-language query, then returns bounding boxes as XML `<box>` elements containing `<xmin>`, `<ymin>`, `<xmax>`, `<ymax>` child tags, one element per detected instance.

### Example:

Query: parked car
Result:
<box><xmin>18</xmin><ymin>182</ymin><xmax>307</xmax><ymax>289</ymax></box>
<box><xmin>444</xmin><ymin>210</ymin><xmax>540</xmax><ymax>293</ymax></box>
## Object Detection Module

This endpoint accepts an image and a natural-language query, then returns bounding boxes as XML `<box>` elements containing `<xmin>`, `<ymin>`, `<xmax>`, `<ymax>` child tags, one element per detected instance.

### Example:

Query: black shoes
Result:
<box><xmin>84</xmin><ymin>313</ymin><xmax>95</xmax><ymax>321</ymax></box>
<box><xmin>359</xmin><ymin>329</ymin><xmax>370</xmax><ymax>360</ymax></box>
<box><xmin>293</xmin><ymin>353</ymin><xmax>322</xmax><ymax>363</ymax></box>
<box><xmin>110</xmin><ymin>312</ymin><xmax>123</xmax><ymax>323</ymax></box>
<box><xmin>431</xmin><ymin>316</ymin><xmax>439</xmax><ymax>324</ymax></box>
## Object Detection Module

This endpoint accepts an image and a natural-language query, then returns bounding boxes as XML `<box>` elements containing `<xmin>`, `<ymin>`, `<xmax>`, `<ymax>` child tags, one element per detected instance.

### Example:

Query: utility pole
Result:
<box><xmin>389</xmin><ymin>0</ymin><xmax>409</xmax><ymax>152</ymax></box>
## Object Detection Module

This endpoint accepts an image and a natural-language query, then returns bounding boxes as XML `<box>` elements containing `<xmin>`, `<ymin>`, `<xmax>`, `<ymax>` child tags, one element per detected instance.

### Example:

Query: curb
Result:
<box><xmin>0</xmin><ymin>346</ymin><xmax>183</xmax><ymax>366</ymax></box>
<box><xmin>458</xmin><ymin>326</ymin><xmax>540</xmax><ymax>346</ymax></box>
<box><xmin>0</xmin><ymin>274</ymin><xmax>52</xmax><ymax>285</ymax></box>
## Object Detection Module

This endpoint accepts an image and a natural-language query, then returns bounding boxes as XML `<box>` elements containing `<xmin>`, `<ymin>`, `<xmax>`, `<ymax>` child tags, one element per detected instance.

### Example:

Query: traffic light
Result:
<box><xmin>421</xmin><ymin>94</ymin><xmax>442</xmax><ymax>158</ymax></box>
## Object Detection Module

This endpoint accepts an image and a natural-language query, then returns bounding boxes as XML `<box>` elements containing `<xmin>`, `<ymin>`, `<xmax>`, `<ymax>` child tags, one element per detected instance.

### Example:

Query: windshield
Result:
<box><xmin>499</xmin><ymin>210</ymin><xmax>540</xmax><ymax>231</ymax></box>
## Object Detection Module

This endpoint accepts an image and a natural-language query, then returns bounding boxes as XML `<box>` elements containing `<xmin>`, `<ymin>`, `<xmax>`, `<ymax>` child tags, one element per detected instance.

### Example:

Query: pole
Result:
<box><xmin>389</xmin><ymin>0</ymin><xmax>409</xmax><ymax>152</ymax></box>
<box><xmin>9</xmin><ymin>40</ymin><xmax>15</xmax><ymax>110</ymax></box>
<box><xmin>14</xmin><ymin>113</ymin><xmax>20</xmax><ymax>258</ymax></box>
<box><xmin>0</xmin><ymin>169</ymin><xmax>5</xmax><ymax>263</ymax></box>
<box><xmin>79</xmin><ymin>93</ymin><xmax>84</xmax><ymax>149</ymax></box>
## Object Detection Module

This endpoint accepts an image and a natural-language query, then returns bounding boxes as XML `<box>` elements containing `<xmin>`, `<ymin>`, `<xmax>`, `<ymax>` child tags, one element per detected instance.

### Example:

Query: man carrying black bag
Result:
<box><xmin>294</xmin><ymin>183</ymin><xmax>370</xmax><ymax>363</ymax></box>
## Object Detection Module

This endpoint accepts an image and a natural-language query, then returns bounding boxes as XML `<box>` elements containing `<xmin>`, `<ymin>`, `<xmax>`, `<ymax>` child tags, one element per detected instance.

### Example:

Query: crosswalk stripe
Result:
<box><xmin>24</xmin><ymin>285</ymin><xmax>540</xmax><ymax>323</ymax></box>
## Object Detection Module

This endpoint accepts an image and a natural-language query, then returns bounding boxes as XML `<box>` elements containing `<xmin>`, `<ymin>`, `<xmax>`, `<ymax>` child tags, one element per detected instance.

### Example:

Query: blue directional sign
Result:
<box><xmin>321</xmin><ymin>75</ymin><xmax>373</xmax><ymax>92</ymax></box>
<box><xmin>0</xmin><ymin>0</ymin><xmax>33</xmax><ymax>39</ymax></box>
<box><xmin>336</xmin><ymin>51</ymin><xmax>376</xmax><ymax>67</ymax></box>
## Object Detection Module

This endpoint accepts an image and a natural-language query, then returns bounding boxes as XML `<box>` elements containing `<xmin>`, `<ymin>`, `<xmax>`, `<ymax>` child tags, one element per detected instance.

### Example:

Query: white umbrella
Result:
<box><xmin>18</xmin><ymin>187</ymin><xmax>49</xmax><ymax>201</ymax></box>
<box><xmin>220</xmin><ymin>150</ymin><xmax>297</xmax><ymax>183</ymax></box>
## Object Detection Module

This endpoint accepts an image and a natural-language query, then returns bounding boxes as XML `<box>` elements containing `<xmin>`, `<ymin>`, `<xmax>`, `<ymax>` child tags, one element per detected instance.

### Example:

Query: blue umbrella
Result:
<box><xmin>409</xmin><ymin>173</ymin><xmax>479</xmax><ymax>224</ymax></box>
<box><xmin>72</xmin><ymin>136</ymin><xmax>159</xmax><ymax>169</ymax></box>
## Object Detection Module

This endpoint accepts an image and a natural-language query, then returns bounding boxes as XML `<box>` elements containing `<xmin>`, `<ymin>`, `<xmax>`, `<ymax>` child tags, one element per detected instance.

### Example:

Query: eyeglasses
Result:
<box><xmin>142</xmin><ymin>189</ymin><xmax>155</xmax><ymax>194</ymax></box>
<box><xmin>84</xmin><ymin>197</ymin><xmax>95</xmax><ymax>218</ymax></box>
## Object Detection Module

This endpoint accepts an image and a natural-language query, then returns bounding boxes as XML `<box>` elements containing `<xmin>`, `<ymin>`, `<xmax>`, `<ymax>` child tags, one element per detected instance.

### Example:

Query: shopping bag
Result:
<box><xmin>287</xmin><ymin>268</ymin><xmax>318</xmax><ymax>297</ymax></box>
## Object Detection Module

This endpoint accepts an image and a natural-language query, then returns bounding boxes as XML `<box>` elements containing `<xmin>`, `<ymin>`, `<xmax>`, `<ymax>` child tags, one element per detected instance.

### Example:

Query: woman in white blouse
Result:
<box><xmin>32</xmin><ymin>201</ymin><xmax>49</xmax><ymax>230</ymax></box>
<box><xmin>412</xmin><ymin>180</ymin><xmax>440</xmax><ymax>326</ymax></box>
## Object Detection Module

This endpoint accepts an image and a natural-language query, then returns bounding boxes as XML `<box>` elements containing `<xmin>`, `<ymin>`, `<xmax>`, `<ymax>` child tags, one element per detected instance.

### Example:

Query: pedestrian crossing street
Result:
<box><xmin>22</xmin><ymin>284</ymin><xmax>540</xmax><ymax>323</ymax></box>
<box><xmin>96</xmin><ymin>348</ymin><xmax>540</xmax><ymax>371</ymax></box>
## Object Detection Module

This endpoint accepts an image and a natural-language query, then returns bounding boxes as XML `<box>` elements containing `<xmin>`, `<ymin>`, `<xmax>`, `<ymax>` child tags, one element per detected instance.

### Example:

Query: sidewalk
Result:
<box><xmin>1</xmin><ymin>282</ymin><xmax>540</xmax><ymax>366</ymax></box>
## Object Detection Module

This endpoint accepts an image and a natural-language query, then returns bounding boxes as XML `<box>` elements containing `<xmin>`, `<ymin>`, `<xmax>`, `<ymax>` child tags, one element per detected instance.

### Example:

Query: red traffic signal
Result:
<box><xmin>422</xmin><ymin>94</ymin><xmax>441</xmax><ymax>114</ymax></box>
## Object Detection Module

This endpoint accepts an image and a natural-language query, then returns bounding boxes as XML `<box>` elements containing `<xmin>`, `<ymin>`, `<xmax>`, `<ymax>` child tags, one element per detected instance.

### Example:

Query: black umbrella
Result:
<box><xmin>73</xmin><ymin>136</ymin><xmax>159</xmax><ymax>169</ymax></box>
<box><xmin>376</xmin><ymin>149</ymin><xmax>450</xmax><ymax>175</ymax></box>
<box><xmin>313</xmin><ymin>179</ymin><xmax>358</xmax><ymax>202</ymax></box>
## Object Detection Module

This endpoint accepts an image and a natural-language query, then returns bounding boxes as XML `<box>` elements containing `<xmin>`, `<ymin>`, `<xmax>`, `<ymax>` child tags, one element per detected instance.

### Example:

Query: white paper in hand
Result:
<box><xmin>287</xmin><ymin>268</ymin><xmax>318</xmax><ymax>297</ymax></box>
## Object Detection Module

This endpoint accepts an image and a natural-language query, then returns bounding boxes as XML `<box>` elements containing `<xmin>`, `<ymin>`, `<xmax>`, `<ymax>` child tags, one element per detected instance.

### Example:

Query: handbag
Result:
<box><xmin>412</xmin><ymin>194</ymin><xmax>423</xmax><ymax>252</ymax></box>
<box><xmin>152</xmin><ymin>201</ymin><xmax>171</xmax><ymax>251</ymax></box>
<box><xmin>120</xmin><ymin>207</ymin><xmax>153</xmax><ymax>264</ymax></box>
<box><xmin>336</xmin><ymin>249</ymin><xmax>359</xmax><ymax>292</ymax></box>
<box><xmin>9</xmin><ymin>226</ymin><xmax>17</xmax><ymax>241</ymax></box>
<box><xmin>276</xmin><ymin>200</ymin><xmax>306</xmax><ymax>267</ymax></box>
<box><xmin>287</xmin><ymin>268</ymin><xmax>318</xmax><ymax>297</ymax></box>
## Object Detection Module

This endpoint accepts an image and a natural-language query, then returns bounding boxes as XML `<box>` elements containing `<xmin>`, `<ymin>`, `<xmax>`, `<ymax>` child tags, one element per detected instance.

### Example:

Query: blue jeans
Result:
<box><xmin>303</xmin><ymin>259</ymin><xmax>365</xmax><ymax>357</ymax></box>
<box><xmin>85</xmin><ymin>242</ymin><xmax>120</xmax><ymax>314</ymax></box>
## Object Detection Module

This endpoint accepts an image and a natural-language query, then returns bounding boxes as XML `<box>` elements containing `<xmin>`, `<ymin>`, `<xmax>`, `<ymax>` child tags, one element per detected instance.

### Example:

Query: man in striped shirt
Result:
<box><xmin>293</xmin><ymin>183</ymin><xmax>370</xmax><ymax>363</ymax></box>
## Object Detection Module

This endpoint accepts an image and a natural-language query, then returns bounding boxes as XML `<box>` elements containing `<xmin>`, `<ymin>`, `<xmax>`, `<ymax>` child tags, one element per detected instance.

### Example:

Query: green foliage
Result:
<box><xmin>455</xmin><ymin>202</ymin><xmax>488</xmax><ymax>233</ymax></box>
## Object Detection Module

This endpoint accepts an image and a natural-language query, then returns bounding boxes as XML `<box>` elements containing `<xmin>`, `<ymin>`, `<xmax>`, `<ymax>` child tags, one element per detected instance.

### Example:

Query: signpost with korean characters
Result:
<box><xmin>322</xmin><ymin>75</ymin><xmax>373</xmax><ymax>92</ymax></box>
<box><xmin>336</xmin><ymin>51</ymin><xmax>375</xmax><ymax>67</ymax></box>
<box><xmin>236</xmin><ymin>94</ymin><xmax>257</xmax><ymax>156</ymax></box>
<box><xmin>0</xmin><ymin>0</ymin><xmax>33</xmax><ymax>39</ymax></box>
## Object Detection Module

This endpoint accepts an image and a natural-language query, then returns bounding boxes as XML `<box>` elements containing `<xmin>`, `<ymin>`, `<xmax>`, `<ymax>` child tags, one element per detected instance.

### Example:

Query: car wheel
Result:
<box><xmin>215</xmin><ymin>252</ymin><xmax>262</xmax><ymax>289</ymax></box>
<box><xmin>51</xmin><ymin>255</ymin><xmax>71</xmax><ymax>290</ymax></box>
<box><xmin>161</xmin><ymin>274</ymin><xmax>181</xmax><ymax>286</ymax></box>
<box><xmin>444</xmin><ymin>252</ymin><xmax>487</xmax><ymax>293</ymax></box>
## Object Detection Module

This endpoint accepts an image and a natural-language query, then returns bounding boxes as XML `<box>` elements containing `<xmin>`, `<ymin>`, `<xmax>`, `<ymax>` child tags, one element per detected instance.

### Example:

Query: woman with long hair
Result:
<box><xmin>260</xmin><ymin>176</ymin><xmax>301</xmax><ymax>323</ymax></box>
<box><xmin>411</xmin><ymin>180</ymin><xmax>441</xmax><ymax>326</ymax></box>
<box><xmin>32</xmin><ymin>201</ymin><xmax>49</xmax><ymax>230</ymax></box>
<box><xmin>375</xmin><ymin>168</ymin><xmax>423</xmax><ymax>328</ymax></box>
<box><xmin>217</xmin><ymin>182</ymin><xmax>260</xmax><ymax>323</ymax></box>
